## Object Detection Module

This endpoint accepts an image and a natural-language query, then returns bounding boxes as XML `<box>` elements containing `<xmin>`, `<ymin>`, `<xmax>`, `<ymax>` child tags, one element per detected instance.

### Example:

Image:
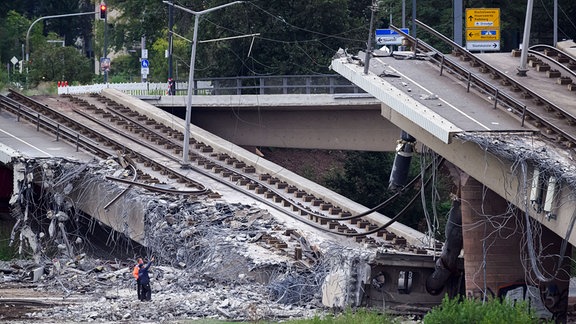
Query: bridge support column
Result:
<box><xmin>461</xmin><ymin>175</ymin><xmax>525</xmax><ymax>299</ymax></box>
<box><xmin>460</xmin><ymin>175</ymin><xmax>571</xmax><ymax>319</ymax></box>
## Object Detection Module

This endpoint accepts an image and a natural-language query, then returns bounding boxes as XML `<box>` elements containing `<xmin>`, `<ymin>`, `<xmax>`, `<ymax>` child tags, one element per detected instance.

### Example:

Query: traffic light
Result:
<box><xmin>100</xmin><ymin>3</ymin><xmax>107</xmax><ymax>19</ymax></box>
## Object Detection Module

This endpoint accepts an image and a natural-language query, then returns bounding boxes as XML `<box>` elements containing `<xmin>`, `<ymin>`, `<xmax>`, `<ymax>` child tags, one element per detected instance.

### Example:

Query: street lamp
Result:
<box><xmin>163</xmin><ymin>1</ymin><xmax>244</xmax><ymax>168</ymax></box>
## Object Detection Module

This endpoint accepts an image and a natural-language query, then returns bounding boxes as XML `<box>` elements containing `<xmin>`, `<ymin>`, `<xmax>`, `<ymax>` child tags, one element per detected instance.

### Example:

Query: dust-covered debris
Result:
<box><xmin>2</xmin><ymin>156</ymin><xmax>382</xmax><ymax>322</ymax></box>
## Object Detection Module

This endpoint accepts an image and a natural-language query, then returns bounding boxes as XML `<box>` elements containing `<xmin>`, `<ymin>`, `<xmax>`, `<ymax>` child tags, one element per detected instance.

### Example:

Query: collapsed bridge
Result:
<box><xmin>0</xmin><ymin>88</ymin><xmax>457</xmax><ymax>314</ymax></box>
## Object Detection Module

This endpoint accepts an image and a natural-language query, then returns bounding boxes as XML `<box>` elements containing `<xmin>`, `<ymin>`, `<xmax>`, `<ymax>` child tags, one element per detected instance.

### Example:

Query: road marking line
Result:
<box><xmin>0</xmin><ymin>128</ymin><xmax>53</xmax><ymax>156</ymax></box>
<box><xmin>387</xmin><ymin>64</ymin><xmax>491</xmax><ymax>131</ymax></box>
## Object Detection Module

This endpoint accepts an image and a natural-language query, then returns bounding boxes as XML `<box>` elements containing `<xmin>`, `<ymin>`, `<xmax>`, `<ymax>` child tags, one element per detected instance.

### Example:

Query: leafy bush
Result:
<box><xmin>423</xmin><ymin>295</ymin><xmax>549</xmax><ymax>324</ymax></box>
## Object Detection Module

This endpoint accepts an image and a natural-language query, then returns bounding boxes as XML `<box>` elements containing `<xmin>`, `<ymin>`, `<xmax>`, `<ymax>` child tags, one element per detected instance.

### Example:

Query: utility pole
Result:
<box><xmin>453</xmin><ymin>0</ymin><xmax>463</xmax><ymax>46</ymax></box>
<box><xmin>553</xmin><ymin>0</ymin><xmax>558</xmax><ymax>46</ymax></box>
<box><xmin>402</xmin><ymin>0</ymin><xmax>406</xmax><ymax>28</ymax></box>
<box><xmin>411</xmin><ymin>0</ymin><xmax>417</xmax><ymax>37</ymax></box>
<box><xmin>363</xmin><ymin>0</ymin><xmax>378</xmax><ymax>75</ymax></box>
<box><xmin>168</xmin><ymin>1</ymin><xmax>174</xmax><ymax>79</ymax></box>
<box><xmin>163</xmin><ymin>1</ymin><xmax>244</xmax><ymax>168</ymax></box>
<box><xmin>103</xmin><ymin>9</ymin><xmax>108</xmax><ymax>83</ymax></box>
<box><xmin>517</xmin><ymin>0</ymin><xmax>534</xmax><ymax>76</ymax></box>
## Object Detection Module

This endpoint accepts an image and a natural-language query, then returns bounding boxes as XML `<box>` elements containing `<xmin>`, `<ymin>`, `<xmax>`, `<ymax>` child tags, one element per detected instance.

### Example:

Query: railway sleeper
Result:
<box><xmin>528</xmin><ymin>58</ymin><xmax>541</xmax><ymax>67</ymax></box>
<box><xmin>394</xmin><ymin>237</ymin><xmax>407</xmax><ymax>245</ymax></box>
<box><xmin>547</xmin><ymin>70</ymin><xmax>561</xmax><ymax>78</ymax></box>
<box><xmin>385</xmin><ymin>232</ymin><xmax>397</xmax><ymax>240</ymax></box>
<box><xmin>557</xmin><ymin>76</ymin><xmax>572</xmax><ymax>85</ymax></box>
<box><xmin>536</xmin><ymin>64</ymin><xmax>550</xmax><ymax>72</ymax></box>
<box><xmin>276</xmin><ymin>182</ymin><xmax>288</xmax><ymax>189</ymax></box>
<box><xmin>358</xmin><ymin>220</ymin><xmax>370</xmax><ymax>229</ymax></box>
<box><xmin>336</xmin><ymin>225</ymin><xmax>348</xmax><ymax>233</ymax></box>
<box><xmin>341</xmin><ymin>211</ymin><xmax>352</xmax><ymax>218</ymax></box>
<box><xmin>294</xmin><ymin>190</ymin><xmax>306</xmax><ymax>198</ymax></box>
<box><xmin>265</xmin><ymin>192</ymin><xmax>275</xmax><ymax>199</ymax></box>
<box><xmin>319</xmin><ymin>202</ymin><xmax>332</xmax><ymax>210</ymax></box>
<box><xmin>329</xmin><ymin>207</ymin><xmax>342</xmax><ymax>215</ymax></box>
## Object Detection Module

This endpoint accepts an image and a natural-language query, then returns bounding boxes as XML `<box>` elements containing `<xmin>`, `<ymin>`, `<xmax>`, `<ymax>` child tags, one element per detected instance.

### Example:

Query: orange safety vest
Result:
<box><xmin>132</xmin><ymin>265</ymin><xmax>140</xmax><ymax>279</ymax></box>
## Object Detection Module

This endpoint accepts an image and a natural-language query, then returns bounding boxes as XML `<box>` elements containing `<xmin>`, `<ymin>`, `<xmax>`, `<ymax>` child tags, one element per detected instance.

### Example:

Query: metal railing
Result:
<box><xmin>57</xmin><ymin>74</ymin><xmax>366</xmax><ymax>96</ymax></box>
<box><xmin>197</xmin><ymin>74</ymin><xmax>365</xmax><ymax>95</ymax></box>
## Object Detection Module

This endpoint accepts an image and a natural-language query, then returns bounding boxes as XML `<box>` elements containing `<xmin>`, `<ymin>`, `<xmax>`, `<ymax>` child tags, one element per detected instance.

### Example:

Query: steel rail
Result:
<box><xmin>528</xmin><ymin>45</ymin><xmax>576</xmax><ymax>80</ymax></box>
<box><xmin>3</xmin><ymin>90</ymin><xmax>430</xmax><ymax>251</ymax></box>
<box><xmin>0</xmin><ymin>94</ymin><xmax>114</xmax><ymax>158</ymax></box>
<box><xmin>10</xmin><ymin>91</ymin><xmax>209</xmax><ymax>194</ymax></box>
<box><xmin>390</xmin><ymin>21</ymin><xmax>576</xmax><ymax>148</ymax></box>
<box><xmin>78</xmin><ymin>94</ymin><xmax>427</xmax><ymax>246</ymax></box>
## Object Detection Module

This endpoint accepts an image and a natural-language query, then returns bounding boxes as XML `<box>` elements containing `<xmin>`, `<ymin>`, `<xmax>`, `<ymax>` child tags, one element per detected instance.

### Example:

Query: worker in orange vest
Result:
<box><xmin>132</xmin><ymin>258</ymin><xmax>143</xmax><ymax>300</ymax></box>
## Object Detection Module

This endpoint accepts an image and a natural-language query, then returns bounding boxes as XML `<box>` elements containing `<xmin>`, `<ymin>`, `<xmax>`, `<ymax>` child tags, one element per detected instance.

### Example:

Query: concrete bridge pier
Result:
<box><xmin>460</xmin><ymin>175</ymin><xmax>571</xmax><ymax>319</ymax></box>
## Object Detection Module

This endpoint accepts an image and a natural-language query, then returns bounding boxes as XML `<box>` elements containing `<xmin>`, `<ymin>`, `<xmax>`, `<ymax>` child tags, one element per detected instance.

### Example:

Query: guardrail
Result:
<box><xmin>57</xmin><ymin>75</ymin><xmax>365</xmax><ymax>96</ymax></box>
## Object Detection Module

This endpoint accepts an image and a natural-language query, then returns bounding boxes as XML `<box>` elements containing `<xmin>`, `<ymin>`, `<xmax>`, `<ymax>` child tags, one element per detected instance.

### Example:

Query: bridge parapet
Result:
<box><xmin>57</xmin><ymin>75</ymin><xmax>364</xmax><ymax>96</ymax></box>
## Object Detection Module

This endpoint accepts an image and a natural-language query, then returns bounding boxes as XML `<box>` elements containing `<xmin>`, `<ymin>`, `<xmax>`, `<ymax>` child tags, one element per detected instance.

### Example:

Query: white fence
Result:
<box><xmin>57</xmin><ymin>81</ymin><xmax>211</xmax><ymax>96</ymax></box>
<box><xmin>56</xmin><ymin>75</ymin><xmax>361</xmax><ymax>96</ymax></box>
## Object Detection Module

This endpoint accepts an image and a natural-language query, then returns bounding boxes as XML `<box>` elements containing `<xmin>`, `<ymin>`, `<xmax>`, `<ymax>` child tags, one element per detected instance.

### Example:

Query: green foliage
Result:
<box><xmin>423</xmin><ymin>295</ymin><xmax>548</xmax><ymax>324</ymax></box>
<box><xmin>322</xmin><ymin>151</ymin><xmax>453</xmax><ymax>239</ymax></box>
<box><xmin>2</xmin><ymin>1</ymin><xmax>576</xmax><ymax>84</ymax></box>
<box><xmin>108</xmin><ymin>54</ymin><xmax>140</xmax><ymax>83</ymax></box>
<box><xmin>28</xmin><ymin>39</ymin><xmax>92</xmax><ymax>86</ymax></box>
<box><xmin>0</xmin><ymin>218</ymin><xmax>18</xmax><ymax>261</ymax></box>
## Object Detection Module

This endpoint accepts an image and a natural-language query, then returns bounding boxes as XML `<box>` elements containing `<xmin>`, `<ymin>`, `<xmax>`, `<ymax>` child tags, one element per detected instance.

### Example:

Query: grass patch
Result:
<box><xmin>423</xmin><ymin>295</ymin><xmax>552</xmax><ymax>324</ymax></box>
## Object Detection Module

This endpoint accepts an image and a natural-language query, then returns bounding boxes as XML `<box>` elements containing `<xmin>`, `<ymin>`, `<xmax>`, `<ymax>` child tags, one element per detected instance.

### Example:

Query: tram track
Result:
<box><xmin>391</xmin><ymin>20</ymin><xmax>576</xmax><ymax>148</ymax></box>
<box><xmin>1</xmin><ymin>89</ymin><xmax>432</xmax><ymax>258</ymax></box>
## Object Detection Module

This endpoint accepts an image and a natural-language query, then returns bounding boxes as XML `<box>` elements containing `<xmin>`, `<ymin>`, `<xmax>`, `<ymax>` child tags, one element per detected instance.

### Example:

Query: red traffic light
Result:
<box><xmin>100</xmin><ymin>4</ymin><xmax>107</xmax><ymax>19</ymax></box>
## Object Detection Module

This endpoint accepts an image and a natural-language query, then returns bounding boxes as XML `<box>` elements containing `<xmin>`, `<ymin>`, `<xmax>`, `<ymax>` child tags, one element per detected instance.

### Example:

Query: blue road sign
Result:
<box><xmin>375</xmin><ymin>28</ymin><xmax>410</xmax><ymax>45</ymax></box>
<box><xmin>141</xmin><ymin>59</ymin><xmax>149</xmax><ymax>68</ymax></box>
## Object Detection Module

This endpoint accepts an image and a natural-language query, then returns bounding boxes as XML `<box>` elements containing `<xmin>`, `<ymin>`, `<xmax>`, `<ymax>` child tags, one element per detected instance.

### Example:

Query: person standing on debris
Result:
<box><xmin>138</xmin><ymin>256</ymin><xmax>155</xmax><ymax>301</ymax></box>
<box><xmin>132</xmin><ymin>258</ymin><xmax>144</xmax><ymax>300</ymax></box>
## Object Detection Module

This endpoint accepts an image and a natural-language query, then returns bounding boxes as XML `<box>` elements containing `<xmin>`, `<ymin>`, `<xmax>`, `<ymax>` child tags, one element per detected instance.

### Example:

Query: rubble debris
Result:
<box><xmin>2</xmin><ymin>157</ymin><xmax>389</xmax><ymax>322</ymax></box>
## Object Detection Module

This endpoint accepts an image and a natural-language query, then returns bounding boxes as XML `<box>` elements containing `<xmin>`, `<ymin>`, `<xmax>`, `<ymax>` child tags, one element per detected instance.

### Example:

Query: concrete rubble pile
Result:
<box><xmin>2</xmin><ymin>157</ymin><xmax>377</xmax><ymax>322</ymax></box>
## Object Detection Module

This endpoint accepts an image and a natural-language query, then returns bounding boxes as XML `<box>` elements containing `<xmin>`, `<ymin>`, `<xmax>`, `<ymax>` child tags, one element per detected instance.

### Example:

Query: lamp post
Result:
<box><xmin>163</xmin><ymin>1</ymin><xmax>244</xmax><ymax>168</ymax></box>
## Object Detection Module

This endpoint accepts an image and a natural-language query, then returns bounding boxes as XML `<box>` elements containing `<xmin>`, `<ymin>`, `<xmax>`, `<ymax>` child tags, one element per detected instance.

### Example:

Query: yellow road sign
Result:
<box><xmin>466</xmin><ymin>28</ymin><xmax>500</xmax><ymax>41</ymax></box>
<box><xmin>466</xmin><ymin>8</ymin><xmax>500</xmax><ymax>28</ymax></box>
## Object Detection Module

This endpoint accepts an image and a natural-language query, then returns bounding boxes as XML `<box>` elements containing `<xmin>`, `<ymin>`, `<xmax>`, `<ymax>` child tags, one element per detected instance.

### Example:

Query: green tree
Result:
<box><xmin>28</xmin><ymin>38</ymin><xmax>92</xmax><ymax>85</ymax></box>
<box><xmin>0</xmin><ymin>11</ymin><xmax>30</xmax><ymax>65</ymax></box>
<box><xmin>322</xmin><ymin>151</ymin><xmax>453</xmax><ymax>239</ymax></box>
